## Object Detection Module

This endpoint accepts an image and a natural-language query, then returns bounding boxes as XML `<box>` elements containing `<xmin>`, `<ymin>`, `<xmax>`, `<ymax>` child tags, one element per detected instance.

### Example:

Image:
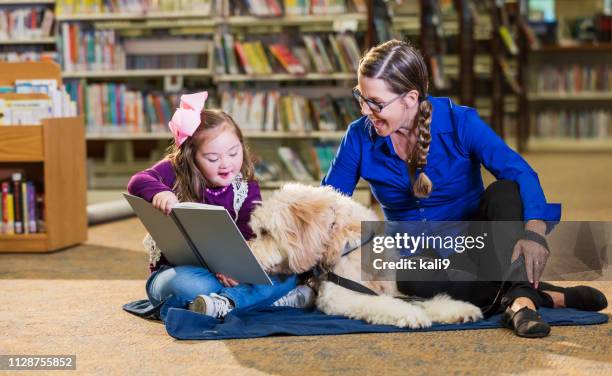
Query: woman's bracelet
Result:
<box><xmin>523</xmin><ymin>230</ymin><xmax>549</xmax><ymax>251</ymax></box>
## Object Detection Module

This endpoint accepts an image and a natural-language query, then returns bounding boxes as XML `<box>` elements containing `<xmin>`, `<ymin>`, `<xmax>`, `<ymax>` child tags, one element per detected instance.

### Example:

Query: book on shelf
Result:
<box><xmin>13</xmin><ymin>78</ymin><xmax>76</xmax><ymax>118</ymax></box>
<box><xmin>0</xmin><ymin>76</ymin><xmax>76</xmax><ymax>125</ymax></box>
<box><xmin>303</xmin><ymin>34</ymin><xmax>334</xmax><ymax>73</ymax></box>
<box><xmin>216</xmin><ymin>32</ymin><xmax>361</xmax><ymax>75</ymax></box>
<box><xmin>334</xmin><ymin>96</ymin><xmax>361</xmax><ymax>125</ymax></box>
<box><xmin>65</xmin><ymin>80</ymin><xmax>178</xmax><ymax>133</ymax></box>
<box><xmin>242</xmin><ymin>0</ymin><xmax>283</xmax><ymax>16</ymax></box>
<box><xmin>535</xmin><ymin>64</ymin><xmax>612</xmax><ymax>93</ymax></box>
<box><xmin>1</xmin><ymin>172</ymin><xmax>41</xmax><ymax>235</ymax></box>
<box><xmin>498</xmin><ymin>57</ymin><xmax>521</xmax><ymax>94</ymax></box>
<box><xmin>61</xmin><ymin>26</ymin><xmax>213</xmax><ymax>73</ymax></box>
<box><xmin>0</xmin><ymin>97</ymin><xmax>52</xmax><ymax>125</ymax></box>
<box><xmin>221</xmin><ymin>33</ymin><xmax>240</xmax><ymax>75</ymax></box>
<box><xmin>234</xmin><ymin>40</ymin><xmax>273</xmax><ymax>75</ymax></box>
<box><xmin>499</xmin><ymin>25</ymin><xmax>519</xmax><ymax>55</ymax></box>
<box><xmin>0</xmin><ymin>7</ymin><xmax>54</xmax><ymax>40</ymax></box>
<box><xmin>60</xmin><ymin>23</ymin><xmax>125</xmax><ymax>72</ymax></box>
<box><xmin>311</xmin><ymin>0</ymin><xmax>347</xmax><ymax>15</ymax></box>
<box><xmin>213</xmin><ymin>33</ymin><xmax>227</xmax><ymax>75</ymax></box>
<box><xmin>0</xmin><ymin>51</ymin><xmax>58</xmax><ymax>63</ymax></box>
<box><xmin>254</xmin><ymin>158</ymin><xmax>282</xmax><ymax>182</ymax></box>
<box><xmin>535</xmin><ymin>109</ymin><xmax>611</xmax><ymax>139</ymax></box>
<box><xmin>284</xmin><ymin>0</ymin><xmax>309</xmax><ymax>16</ymax></box>
<box><xmin>277</xmin><ymin>146</ymin><xmax>313</xmax><ymax>181</ymax></box>
<box><xmin>312</xmin><ymin>141</ymin><xmax>339</xmax><ymax>179</ymax></box>
<box><xmin>310</xmin><ymin>96</ymin><xmax>340</xmax><ymax>131</ymax></box>
<box><xmin>60</xmin><ymin>30</ymin><xmax>210</xmax><ymax>72</ymax></box>
<box><xmin>220</xmin><ymin>90</ymin><xmax>356</xmax><ymax>133</ymax></box>
<box><xmin>215</xmin><ymin>0</ymin><xmax>363</xmax><ymax>17</ymax></box>
<box><xmin>269</xmin><ymin>43</ymin><xmax>306</xmax><ymax>75</ymax></box>
<box><xmin>263</xmin><ymin>91</ymin><xmax>279</xmax><ymax>131</ymax></box>
<box><xmin>520</xmin><ymin>21</ymin><xmax>541</xmax><ymax>50</ymax></box>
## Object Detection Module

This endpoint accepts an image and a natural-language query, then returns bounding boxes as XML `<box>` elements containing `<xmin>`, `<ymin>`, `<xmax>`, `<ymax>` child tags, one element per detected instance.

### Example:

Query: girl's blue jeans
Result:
<box><xmin>146</xmin><ymin>265</ymin><xmax>297</xmax><ymax>311</ymax></box>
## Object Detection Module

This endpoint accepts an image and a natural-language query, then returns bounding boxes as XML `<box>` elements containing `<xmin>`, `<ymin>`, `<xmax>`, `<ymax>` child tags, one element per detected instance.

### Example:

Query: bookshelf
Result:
<box><xmin>0</xmin><ymin>61</ymin><xmax>87</xmax><ymax>252</ymax></box>
<box><xmin>382</xmin><ymin>0</ymin><xmax>519</xmax><ymax>136</ymax></box>
<box><xmin>518</xmin><ymin>0</ymin><xmax>612</xmax><ymax>152</ymax></box>
<box><xmin>43</xmin><ymin>1</ymin><xmax>372</xmax><ymax>206</ymax></box>
<box><xmin>0</xmin><ymin>0</ymin><xmax>57</xmax><ymax>63</ymax></box>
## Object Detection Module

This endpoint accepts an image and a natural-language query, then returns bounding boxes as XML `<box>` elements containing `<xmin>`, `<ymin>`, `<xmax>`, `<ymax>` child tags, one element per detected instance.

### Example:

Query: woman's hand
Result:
<box><xmin>216</xmin><ymin>273</ymin><xmax>239</xmax><ymax>287</ymax></box>
<box><xmin>152</xmin><ymin>191</ymin><xmax>179</xmax><ymax>215</ymax></box>
<box><xmin>511</xmin><ymin>239</ymin><xmax>549</xmax><ymax>289</ymax></box>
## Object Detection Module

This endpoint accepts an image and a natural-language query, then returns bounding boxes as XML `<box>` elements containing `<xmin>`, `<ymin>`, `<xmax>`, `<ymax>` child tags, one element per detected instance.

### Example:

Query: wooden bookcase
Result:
<box><xmin>0</xmin><ymin>61</ymin><xmax>87</xmax><ymax>252</ymax></box>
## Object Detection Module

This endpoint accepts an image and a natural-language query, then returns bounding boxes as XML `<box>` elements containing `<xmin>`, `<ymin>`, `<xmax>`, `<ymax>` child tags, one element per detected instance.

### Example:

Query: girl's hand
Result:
<box><xmin>152</xmin><ymin>191</ymin><xmax>179</xmax><ymax>215</ymax></box>
<box><xmin>216</xmin><ymin>273</ymin><xmax>239</xmax><ymax>287</ymax></box>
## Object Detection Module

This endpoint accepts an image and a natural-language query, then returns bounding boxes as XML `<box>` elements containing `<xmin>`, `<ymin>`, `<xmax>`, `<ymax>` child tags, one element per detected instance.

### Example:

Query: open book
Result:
<box><xmin>124</xmin><ymin>193</ymin><xmax>272</xmax><ymax>285</ymax></box>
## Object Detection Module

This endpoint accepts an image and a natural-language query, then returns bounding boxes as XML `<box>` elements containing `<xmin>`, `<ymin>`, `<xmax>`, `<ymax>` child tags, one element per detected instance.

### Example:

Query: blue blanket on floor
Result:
<box><xmin>163</xmin><ymin>306</ymin><xmax>608</xmax><ymax>340</ymax></box>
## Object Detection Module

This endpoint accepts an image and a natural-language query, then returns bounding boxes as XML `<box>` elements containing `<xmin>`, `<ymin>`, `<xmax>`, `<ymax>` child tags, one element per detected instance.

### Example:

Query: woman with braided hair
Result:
<box><xmin>322</xmin><ymin>39</ymin><xmax>606</xmax><ymax>338</ymax></box>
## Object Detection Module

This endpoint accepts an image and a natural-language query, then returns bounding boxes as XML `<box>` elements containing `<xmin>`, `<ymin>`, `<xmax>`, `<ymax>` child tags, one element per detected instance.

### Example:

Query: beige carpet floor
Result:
<box><xmin>1</xmin><ymin>152</ymin><xmax>611</xmax><ymax>375</ymax></box>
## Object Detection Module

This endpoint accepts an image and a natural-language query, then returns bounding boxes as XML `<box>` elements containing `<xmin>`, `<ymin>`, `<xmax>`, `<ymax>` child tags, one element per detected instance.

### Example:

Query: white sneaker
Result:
<box><xmin>189</xmin><ymin>293</ymin><xmax>234</xmax><ymax>319</ymax></box>
<box><xmin>272</xmin><ymin>285</ymin><xmax>316</xmax><ymax>309</ymax></box>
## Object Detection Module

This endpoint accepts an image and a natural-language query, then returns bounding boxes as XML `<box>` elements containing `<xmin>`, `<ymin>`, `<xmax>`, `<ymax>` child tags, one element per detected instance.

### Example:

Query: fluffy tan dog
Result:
<box><xmin>249</xmin><ymin>183</ymin><xmax>483</xmax><ymax>328</ymax></box>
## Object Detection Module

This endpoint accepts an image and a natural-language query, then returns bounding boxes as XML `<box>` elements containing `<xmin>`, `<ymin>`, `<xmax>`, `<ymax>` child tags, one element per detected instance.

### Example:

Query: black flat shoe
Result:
<box><xmin>539</xmin><ymin>282</ymin><xmax>608</xmax><ymax>311</ymax></box>
<box><xmin>501</xmin><ymin>306</ymin><xmax>551</xmax><ymax>338</ymax></box>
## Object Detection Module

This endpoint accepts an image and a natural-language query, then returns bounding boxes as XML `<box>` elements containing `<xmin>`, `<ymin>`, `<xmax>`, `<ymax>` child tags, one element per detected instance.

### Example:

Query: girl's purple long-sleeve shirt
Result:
<box><xmin>127</xmin><ymin>159</ymin><xmax>262</xmax><ymax>241</ymax></box>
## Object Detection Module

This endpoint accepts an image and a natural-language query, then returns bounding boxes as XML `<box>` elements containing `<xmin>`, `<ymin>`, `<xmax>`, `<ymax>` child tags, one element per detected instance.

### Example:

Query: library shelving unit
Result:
<box><xmin>0</xmin><ymin>0</ymin><xmax>58</xmax><ymax>74</ymax></box>
<box><xmin>384</xmin><ymin>0</ymin><xmax>519</xmax><ymax>139</ymax></box>
<box><xmin>51</xmin><ymin>2</ymin><xmax>372</xmax><ymax>206</ymax></box>
<box><xmin>521</xmin><ymin>44</ymin><xmax>612</xmax><ymax>151</ymax></box>
<box><xmin>0</xmin><ymin>61</ymin><xmax>87</xmax><ymax>252</ymax></box>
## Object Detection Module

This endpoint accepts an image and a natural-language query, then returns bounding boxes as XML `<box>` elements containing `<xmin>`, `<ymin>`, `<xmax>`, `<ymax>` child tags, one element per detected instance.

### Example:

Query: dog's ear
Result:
<box><xmin>318</xmin><ymin>204</ymin><xmax>364</xmax><ymax>270</ymax></box>
<box><xmin>288</xmin><ymin>198</ymin><xmax>330</xmax><ymax>231</ymax></box>
<box><xmin>284</xmin><ymin>196</ymin><xmax>336</xmax><ymax>272</ymax></box>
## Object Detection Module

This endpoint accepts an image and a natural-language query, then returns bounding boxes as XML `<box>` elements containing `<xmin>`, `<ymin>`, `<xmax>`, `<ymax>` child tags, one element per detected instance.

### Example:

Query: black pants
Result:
<box><xmin>396</xmin><ymin>180</ymin><xmax>551</xmax><ymax>317</ymax></box>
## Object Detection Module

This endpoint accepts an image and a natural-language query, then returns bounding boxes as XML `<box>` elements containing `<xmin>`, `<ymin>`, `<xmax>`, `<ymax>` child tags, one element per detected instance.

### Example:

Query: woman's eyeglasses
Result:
<box><xmin>352</xmin><ymin>88</ymin><xmax>406</xmax><ymax>113</ymax></box>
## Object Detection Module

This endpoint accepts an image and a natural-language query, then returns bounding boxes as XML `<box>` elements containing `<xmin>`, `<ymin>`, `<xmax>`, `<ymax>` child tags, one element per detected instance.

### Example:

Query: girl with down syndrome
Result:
<box><xmin>322</xmin><ymin>40</ymin><xmax>607</xmax><ymax>338</ymax></box>
<box><xmin>127</xmin><ymin>91</ymin><xmax>314</xmax><ymax>320</ymax></box>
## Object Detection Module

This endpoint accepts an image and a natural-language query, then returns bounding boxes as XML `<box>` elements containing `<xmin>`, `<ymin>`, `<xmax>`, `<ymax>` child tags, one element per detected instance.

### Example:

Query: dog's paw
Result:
<box><xmin>420</xmin><ymin>295</ymin><xmax>483</xmax><ymax>324</ymax></box>
<box><xmin>451</xmin><ymin>302</ymin><xmax>483</xmax><ymax>324</ymax></box>
<box><xmin>395</xmin><ymin>305</ymin><xmax>432</xmax><ymax>329</ymax></box>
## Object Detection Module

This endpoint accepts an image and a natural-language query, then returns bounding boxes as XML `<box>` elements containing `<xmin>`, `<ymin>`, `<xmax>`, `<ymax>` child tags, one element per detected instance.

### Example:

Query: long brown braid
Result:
<box><xmin>359</xmin><ymin>39</ymin><xmax>433</xmax><ymax>198</ymax></box>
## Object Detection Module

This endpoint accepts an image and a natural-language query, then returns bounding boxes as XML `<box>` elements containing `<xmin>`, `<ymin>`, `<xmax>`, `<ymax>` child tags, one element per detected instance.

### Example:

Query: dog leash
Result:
<box><xmin>315</xmin><ymin>231</ymin><xmax>380</xmax><ymax>296</ymax></box>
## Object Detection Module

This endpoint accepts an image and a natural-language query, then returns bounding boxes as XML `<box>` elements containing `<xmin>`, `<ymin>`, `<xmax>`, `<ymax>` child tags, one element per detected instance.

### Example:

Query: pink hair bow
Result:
<box><xmin>168</xmin><ymin>91</ymin><xmax>209</xmax><ymax>146</ymax></box>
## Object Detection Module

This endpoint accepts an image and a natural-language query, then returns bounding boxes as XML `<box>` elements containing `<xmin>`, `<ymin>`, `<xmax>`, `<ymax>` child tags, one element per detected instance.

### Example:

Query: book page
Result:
<box><xmin>173</xmin><ymin>202</ymin><xmax>225</xmax><ymax>210</ymax></box>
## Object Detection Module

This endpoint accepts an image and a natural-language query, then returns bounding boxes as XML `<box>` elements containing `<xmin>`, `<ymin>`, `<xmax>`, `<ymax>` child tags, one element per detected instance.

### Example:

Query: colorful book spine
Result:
<box><xmin>12</xmin><ymin>174</ymin><xmax>23</xmax><ymax>234</ymax></box>
<box><xmin>21</xmin><ymin>182</ymin><xmax>28</xmax><ymax>234</ymax></box>
<box><xmin>2</xmin><ymin>181</ymin><xmax>14</xmax><ymax>235</ymax></box>
<box><xmin>1</xmin><ymin>182</ymin><xmax>9</xmax><ymax>234</ymax></box>
<box><xmin>27</xmin><ymin>182</ymin><xmax>37</xmax><ymax>234</ymax></box>
<box><xmin>36</xmin><ymin>192</ymin><xmax>45</xmax><ymax>234</ymax></box>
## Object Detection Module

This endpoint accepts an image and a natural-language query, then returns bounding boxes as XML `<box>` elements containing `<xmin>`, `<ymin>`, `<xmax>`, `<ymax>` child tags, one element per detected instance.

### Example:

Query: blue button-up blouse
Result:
<box><xmin>322</xmin><ymin>96</ymin><xmax>561</xmax><ymax>228</ymax></box>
